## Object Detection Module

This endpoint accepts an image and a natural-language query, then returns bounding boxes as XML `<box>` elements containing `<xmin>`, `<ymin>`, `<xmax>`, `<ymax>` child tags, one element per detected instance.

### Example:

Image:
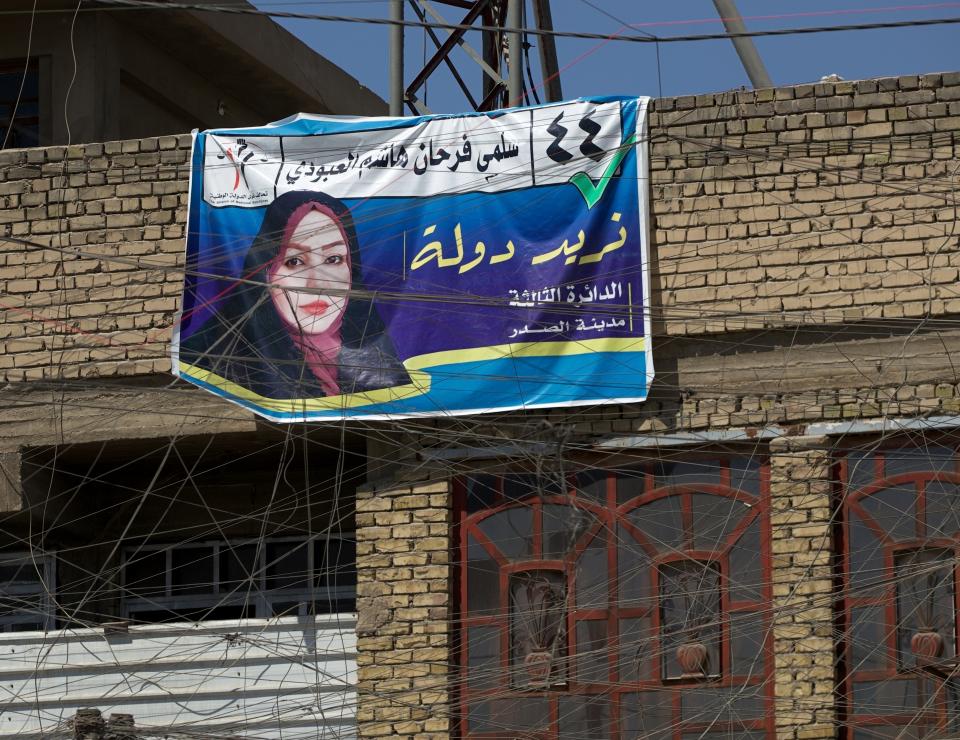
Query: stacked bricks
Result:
<box><xmin>0</xmin><ymin>135</ymin><xmax>191</xmax><ymax>381</ymax></box>
<box><xmin>0</xmin><ymin>74</ymin><xmax>957</xmax><ymax>399</ymax></box>
<box><xmin>355</xmin><ymin>479</ymin><xmax>452</xmax><ymax>739</ymax></box>
<box><xmin>769</xmin><ymin>436</ymin><xmax>837</xmax><ymax>740</ymax></box>
<box><xmin>0</xmin><ymin>74</ymin><xmax>958</xmax><ymax>438</ymax></box>
<box><xmin>649</xmin><ymin>71</ymin><xmax>960</xmax><ymax>335</ymax></box>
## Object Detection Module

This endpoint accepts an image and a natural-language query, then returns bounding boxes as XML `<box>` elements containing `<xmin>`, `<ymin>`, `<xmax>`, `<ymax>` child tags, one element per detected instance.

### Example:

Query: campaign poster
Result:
<box><xmin>173</xmin><ymin>97</ymin><xmax>652</xmax><ymax>422</ymax></box>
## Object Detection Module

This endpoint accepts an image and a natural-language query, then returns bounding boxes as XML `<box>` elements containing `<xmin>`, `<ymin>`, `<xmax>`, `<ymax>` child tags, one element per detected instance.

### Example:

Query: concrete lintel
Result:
<box><xmin>596</xmin><ymin>426</ymin><xmax>790</xmax><ymax>450</ymax></box>
<box><xmin>418</xmin><ymin>414</ymin><xmax>960</xmax><ymax>463</ymax></box>
<box><xmin>0</xmin><ymin>387</ymin><xmax>257</xmax><ymax>448</ymax></box>
<box><xmin>805</xmin><ymin>414</ymin><xmax>960</xmax><ymax>438</ymax></box>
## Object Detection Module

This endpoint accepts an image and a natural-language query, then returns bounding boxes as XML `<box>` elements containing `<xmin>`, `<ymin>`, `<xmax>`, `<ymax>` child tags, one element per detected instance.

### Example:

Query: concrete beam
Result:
<box><xmin>0</xmin><ymin>386</ymin><xmax>257</xmax><ymax>448</ymax></box>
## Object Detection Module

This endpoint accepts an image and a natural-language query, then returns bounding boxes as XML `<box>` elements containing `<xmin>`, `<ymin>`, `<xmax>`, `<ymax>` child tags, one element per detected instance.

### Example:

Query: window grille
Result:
<box><xmin>121</xmin><ymin>535</ymin><xmax>356</xmax><ymax>623</ymax></box>
<box><xmin>840</xmin><ymin>444</ymin><xmax>960</xmax><ymax>738</ymax></box>
<box><xmin>456</xmin><ymin>456</ymin><xmax>773</xmax><ymax>739</ymax></box>
<box><xmin>0</xmin><ymin>552</ymin><xmax>54</xmax><ymax>632</ymax></box>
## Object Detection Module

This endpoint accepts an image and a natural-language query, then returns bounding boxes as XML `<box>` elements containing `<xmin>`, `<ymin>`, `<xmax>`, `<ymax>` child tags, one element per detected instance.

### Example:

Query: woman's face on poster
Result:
<box><xmin>267</xmin><ymin>209</ymin><xmax>351</xmax><ymax>335</ymax></box>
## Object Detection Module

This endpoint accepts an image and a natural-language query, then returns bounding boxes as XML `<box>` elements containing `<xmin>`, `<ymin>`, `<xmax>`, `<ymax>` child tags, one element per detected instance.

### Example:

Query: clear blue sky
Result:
<box><xmin>253</xmin><ymin>0</ymin><xmax>958</xmax><ymax>111</ymax></box>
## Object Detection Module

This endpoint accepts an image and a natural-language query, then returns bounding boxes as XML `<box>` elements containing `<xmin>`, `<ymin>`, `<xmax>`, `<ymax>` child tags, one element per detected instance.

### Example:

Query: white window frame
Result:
<box><xmin>0</xmin><ymin>551</ymin><xmax>56</xmax><ymax>632</ymax></box>
<box><xmin>120</xmin><ymin>534</ymin><xmax>356</xmax><ymax>622</ymax></box>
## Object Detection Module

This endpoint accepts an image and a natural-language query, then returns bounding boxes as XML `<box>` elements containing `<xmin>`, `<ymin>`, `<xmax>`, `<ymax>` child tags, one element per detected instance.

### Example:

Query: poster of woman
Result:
<box><xmin>177</xmin><ymin>191</ymin><xmax>409</xmax><ymax>402</ymax></box>
<box><xmin>173</xmin><ymin>97</ymin><xmax>652</xmax><ymax>422</ymax></box>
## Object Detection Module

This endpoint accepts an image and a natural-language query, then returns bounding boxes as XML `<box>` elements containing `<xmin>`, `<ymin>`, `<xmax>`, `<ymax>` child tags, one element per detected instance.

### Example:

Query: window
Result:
<box><xmin>0</xmin><ymin>59</ymin><xmax>40</xmax><ymax>149</ymax></box>
<box><xmin>659</xmin><ymin>559</ymin><xmax>721</xmax><ymax>680</ymax></box>
<box><xmin>456</xmin><ymin>457</ymin><xmax>773</xmax><ymax>739</ymax></box>
<box><xmin>0</xmin><ymin>552</ymin><xmax>54</xmax><ymax>632</ymax></box>
<box><xmin>840</xmin><ymin>445</ymin><xmax>960</xmax><ymax>738</ymax></box>
<box><xmin>121</xmin><ymin>535</ymin><xmax>356</xmax><ymax>623</ymax></box>
<box><xmin>509</xmin><ymin>569</ymin><xmax>567</xmax><ymax>689</ymax></box>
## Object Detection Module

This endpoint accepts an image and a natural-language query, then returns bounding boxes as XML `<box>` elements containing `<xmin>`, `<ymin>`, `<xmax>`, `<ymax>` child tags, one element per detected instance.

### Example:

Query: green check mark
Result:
<box><xmin>568</xmin><ymin>132</ymin><xmax>637</xmax><ymax>209</ymax></box>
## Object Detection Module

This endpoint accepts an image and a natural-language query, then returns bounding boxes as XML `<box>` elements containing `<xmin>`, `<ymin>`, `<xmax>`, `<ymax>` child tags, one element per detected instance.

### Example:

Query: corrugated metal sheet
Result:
<box><xmin>0</xmin><ymin>614</ymin><xmax>357</xmax><ymax>739</ymax></box>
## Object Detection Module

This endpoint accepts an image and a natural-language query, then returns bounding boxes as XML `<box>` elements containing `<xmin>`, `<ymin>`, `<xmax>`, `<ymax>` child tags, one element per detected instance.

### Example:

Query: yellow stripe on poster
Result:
<box><xmin>404</xmin><ymin>336</ymin><xmax>647</xmax><ymax>371</ymax></box>
<box><xmin>178</xmin><ymin>336</ymin><xmax>645</xmax><ymax>413</ymax></box>
<box><xmin>178</xmin><ymin>362</ymin><xmax>432</xmax><ymax>413</ymax></box>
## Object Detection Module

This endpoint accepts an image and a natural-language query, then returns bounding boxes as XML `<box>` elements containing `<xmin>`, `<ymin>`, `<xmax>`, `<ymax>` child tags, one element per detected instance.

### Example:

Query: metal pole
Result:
<box><xmin>507</xmin><ymin>0</ymin><xmax>523</xmax><ymax>105</ymax></box>
<box><xmin>531</xmin><ymin>0</ymin><xmax>562</xmax><ymax>102</ymax></box>
<box><xmin>389</xmin><ymin>0</ymin><xmax>404</xmax><ymax>115</ymax></box>
<box><xmin>711</xmin><ymin>0</ymin><xmax>773</xmax><ymax>89</ymax></box>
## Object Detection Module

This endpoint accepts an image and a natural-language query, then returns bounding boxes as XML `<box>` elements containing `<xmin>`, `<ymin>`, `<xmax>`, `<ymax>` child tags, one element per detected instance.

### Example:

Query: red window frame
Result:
<box><xmin>838</xmin><ymin>443</ymin><xmax>960</xmax><ymax>739</ymax></box>
<box><xmin>454</xmin><ymin>456</ymin><xmax>775</xmax><ymax>740</ymax></box>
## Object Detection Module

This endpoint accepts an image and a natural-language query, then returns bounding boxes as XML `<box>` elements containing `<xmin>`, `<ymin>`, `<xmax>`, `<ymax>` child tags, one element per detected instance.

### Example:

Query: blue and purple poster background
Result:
<box><xmin>173</xmin><ymin>96</ymin><xmax>652</xmax><ymax>421</ymax></box>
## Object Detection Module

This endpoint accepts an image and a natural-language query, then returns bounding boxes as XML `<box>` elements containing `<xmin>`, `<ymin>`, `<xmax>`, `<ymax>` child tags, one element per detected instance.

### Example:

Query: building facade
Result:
<box><xmin>0</xmin><ymin>71</ymin><xmax>959</xmax><ymax>738</ymax></box>
<box><xmin>0</xmin><ymin>0</ymin><xmax>385</xmax><ymax>148</ymax></box>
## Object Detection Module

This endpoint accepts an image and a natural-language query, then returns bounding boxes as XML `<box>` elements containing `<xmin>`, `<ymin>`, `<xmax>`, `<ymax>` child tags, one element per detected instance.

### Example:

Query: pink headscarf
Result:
<box><xmin>273</xmin><ymin>201</ymin><xmax>352</xmax><ymax>397</ymax></box>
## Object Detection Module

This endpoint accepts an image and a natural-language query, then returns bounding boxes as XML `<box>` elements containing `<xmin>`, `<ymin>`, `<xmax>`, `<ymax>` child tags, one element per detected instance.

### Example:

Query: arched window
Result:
<box><xmin>840</xmin><ymin>445</ymin><xmax>960</xmax><ymax>738</ymax></box>
<box><xmin>456</xmin><ymin>456</ymin><xmax>773</xmax><ymax>739</ymax></box>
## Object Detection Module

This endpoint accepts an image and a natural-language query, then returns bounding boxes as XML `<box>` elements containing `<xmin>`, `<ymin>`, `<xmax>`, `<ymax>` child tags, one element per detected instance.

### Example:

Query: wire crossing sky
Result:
<box><xmin>247</xmin><ymin>0</ymin><xmax>960</xmax><ymax>113</ymax></box>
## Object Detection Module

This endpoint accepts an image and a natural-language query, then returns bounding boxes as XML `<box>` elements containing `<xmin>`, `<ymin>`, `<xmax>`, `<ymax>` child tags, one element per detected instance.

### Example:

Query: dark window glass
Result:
<box><xmin>316</xmin><ymin>538</ymin><xmax>356</xmax><ymax>587</ymax></box>
<box><xmin>850</xmin><ymin>605</ymin><xmax>888</xmax><ymax>672</ymax></box>
<box><xmin>0</xmin><ymin>560</ymin><xmax>44</xmax><ymax>585</ymax></box>
<box><xmin>619</xmin><ymin>692</ymin><xmax>673</xmax><ymax>738</ymax></box>
<box><xmin>0</xmin><ymin>593</ymin><xmax>43</xmax><ymax>617</ymax></box>
<box><xmin>884</xmin><ymin>446</ymin><xmax>955</xmax><ymax>478</ymax></box>
<box><xmin>10</xmin><ymin>621</ymin><xmax>45</xmax><ymax>632</ymax></box>
<box><xmin>627</xmin><ymin>496</ymin><xmax>684</xmax><ymax>554</ymax></box>
<box><xmin>130</xmin><ymin>603</ymin><xmax>250</xmax><ymax>624</ymax></box>
<box><xmin>924</xmin><ymin>480</ymin><xmax>960</xmax><ymax>538</ymax></box>
<box><xmin>852</xmin><ymin>679</ymin><xmax>919</xmax><ymax>715</ymax></box>
<box><xmin>617</xmin><ymin>524</ymin><xmax>652</xmax><ymax>608</ymax></box>
<box><xmin>894</xmin><ymin>549</ymin><xmax>956</xmax><ymax>669</ymax></box>
<box><xmin>541</xmin><ymin>504</ymin><xmax>594</xmax><ymax>559</ymax></box>
<box><xmin>690</xmin><ymin>493</ymin><xmax>748</xmax><ymax>551</ymax></box>
<box><xmin>728</xmin><ymin>520</ymin><xmax>763</xmax><ymax>602</ymax></box>
<box><xmin>124</xmin><ymin>551</ymin><xmax>166</xmax><ymax>598</ymax></box>
<box><xmin>616</xmin><ymin>470</ymin><xmax>644</xmax><ymax>505</ymax></box>
<box><xmin>659</xmin><ymin>560</ymin><xmax>721</xmax><ymax>680</ymax></box>
<box><xmin>502</xmin><ymin>475</ymin><xmax>539</xmax><ymax>502</ymax></box>
<box><xmin>467</xmin><ymin>626</ymin><xmax>499</xmax><ymax>689</ymax></box>
<box><xmin>271</xmin><ymin>601</ymin><xmax>304</xmax><ymax>617</ymax></box>
<box><xmin>730</xmin><ymin>457</ymin><xmax>761</xmax><ymax>495</ymax></box>
<box><xmin>860</xmin><ymin>485</ymin><xmax>917</xmax><ymax>542</ymax></box>
<box><xmin>729</xmin><ymin>612</ymin><xmax>765</xmax><ymax>677</ymax></box>
<box><xmin>265</xmin><ymin>541</ymin><xmax>309</xmax><ymax>590</ymax></box>
<box><xmin>575</xmin><ymin>534</ymin><xmax>607</xmax><ymax>609</ymax></box>
<box><xmin>574</xmin><ymin>619</ymin><xmax>607</xmax><ymax>683</ymax></box>
<box><xmin>577</xmin><ymin>469</ymin><xmax>607</xmax><ymax>502</ymax></box>
<box><xmin>466</xmin><ymin>535</ymin><xmax>499</xmax><ymax>617</ymax></box>
<box><xmin>558</xmin><ymin>695</ymin><xmax>610</xmax><ymax>740</ymax></box>
<box><xmin>467</xmin><ymin>698</ymin><xmax>550</xmax><ymax>733</ymax></box>
<box><xmin>654</xmin><ymin>459</ymin><xmax>722</xmax><ymax>489</ymax></box>
<box><xmin>848</xmin><ymin>509</ymin><xmax>886</xmax><ymax>596</ymax></box>
<box><xmin>509</xmin><ymin>570</ymin><xmax>567</xmax><ymax>688</ymax></box>
<box><xmin>846</xmin><ymin>451</ymin><xmax>878</xmax><ymax>492</ymax></box>
<box><xmin>219</xmin><ymin>544</ymin><xmax>258</xmax><ymax>593</ymax></box>
<box><xmin>465</xmin><ymin>475</ymin><xmax>498</xmax><ymax>512</ymax></box>
<box><xmin>0</xmin><ymin>60</ymin><xmax>39</xmax><ymax>150</ymax></box>
<box><xmin>170</xmin><ymin>547</ymin><xmax>214</xmax><ymax>595</ymax></box>
<box><xmin>680</xmin><ymin>686</ymin><xmax>763</xmax><ymax>723</ymax></box>
<box><xmin>477</xmin><ymin>507</ymin><xmax>533</xmax><ymax>561</ymax></box>
<box><xmin>619</xmin><ymin>616</ymin><xmax>654</xmax><ymax>682</ymax></box>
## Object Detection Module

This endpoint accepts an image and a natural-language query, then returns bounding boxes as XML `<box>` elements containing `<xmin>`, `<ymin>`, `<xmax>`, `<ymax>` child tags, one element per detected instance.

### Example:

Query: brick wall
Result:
<box><xmin>769</xmin><ymin>437</ymin><xmax>836</xmax><ymax>740</ymax></box>
<box><xmin>356</xmin><ymin>479</ymin><xmax>452</xmax><ymax>739</ymax></box>
<box><xmin>0</xmin><ymin>135</ymin><xmax>190</xmax><ymax>381</ymax></box>
<box><xmin>4</xmin><ymin>72</ymin><xmax>960</xmax><ymax>740</ymax></box>
<box><xmin>1</xmin><ymin>75</ymin><xmax>959</xmax><ymax>432</ymax></box>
